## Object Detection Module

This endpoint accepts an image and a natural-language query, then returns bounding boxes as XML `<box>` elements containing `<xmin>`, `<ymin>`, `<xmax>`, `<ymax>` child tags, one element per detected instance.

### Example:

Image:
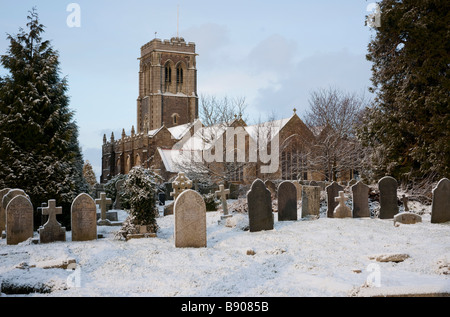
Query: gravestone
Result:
<box><xmin>431</xmin><ymin>178</ymin><xmax>450</xmax><ymax>224</ymax></box>
<box><xmin>394</xmin><ymin>212</ymin><xmax>422</xmax><ymax>226</ymax></box>
<box><xmin>292</xmin><ymin>181</ymin><xmax>302</xmax><ymax>200</ymax></box>
<box><xmin>378</xmin><ymin>176</ymin><xmax>398</xmax><ymax>219</ymax></box>
<box><xmin>351</xmin><ymin>181</ymin><xmax>370</xmax><ymax>218</ymax></box>
<box><xmin>71</xmin><ymin>193</ymin><xmax>97</xmax><ymax>241</ymax></box>
<box><xmin>264</xmin><ymin>180</ymin><xmax>277</xmax><ymax>199</ymax></box>
<box><xmin>333</xmin><ymin>191</ymin><xmax>352</xmax><ymax>218</ymax></box>
<box><xmin>96</xmin><ymin>192</ymin><xmax>113</xmax><ymax>225</ymax></box>
<box><xmin>326</xmin><ymin>182</ymin><xmax>343</xmax><ymax>218</ymax></box>
<box><xmin>174</xmin><ymin>189</ymin><xmax>206</xmax><ymax>248</ymax></box>
<box><xmin>113</xmin><ymin>180</ymin><xmax>124</xmax><ymax>210</ymax></box>
<box><xmin>215</xmin><ymin>184</ymin><xmax>231</xmax><ymax>223</ymax></box>
<box><xmin>247</xmin><ymin>179</ymin><xmax>273</xmax><ymax>232</ymax></box>
<box><xmin>6</xmin><ymin>195</ymin><xmax>34</xmax><ymax>245</ymax></box>
<box><xmin>39</xmin><ymin>199</ymin><xmax>66</xmax><ymax>243</ymax></box>
<box><xmin>171</xmin><ymin>172</ymin><xmax>193</xmax><ymax>200</ymax></box>
<box><xmin>277</xmin><ymin>181</ymin><xmax>297</xmax><ymax>221</ymax></box>
<box><xmin>301</xmin><ymin>185</ymin><xmax>321</xmax><ymax>219</ymax></box>
<box><xmin>2</xmin><ymin>189</ymin><xmax>28</xmax><ymax>238</ymax></box>
<box><xmin>401</xmin><ymin>195</ymin><xmax>409</xmax><ymax>212</ymax></box>
<box><xmin>0</xmin><ymin>188</ymin><xmax>11</xmax><ymax>236</ymax></box>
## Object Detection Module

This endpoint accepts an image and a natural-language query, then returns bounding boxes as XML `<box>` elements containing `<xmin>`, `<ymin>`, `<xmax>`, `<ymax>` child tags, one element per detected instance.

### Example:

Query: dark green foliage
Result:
<box><xmin>0</xmin><ymin>8</ymin><xmax>88</xmax><ymax>228</ymax></box>
<box><xmin>121</xmin><ymin>167</ymin><xmax>161</xmax><ymax>231</ymax></box>
<box><xmin>202</xmin><ymin>193</ymin><xmax>219</xmax><ymax>212</ymax></box>
<box><xmin>104</xmin><ymin>174</ymin><xmax>127</xmax><ymax>205</ymax></box>
<box><xmin>359</xmin><ymin>0</ymin><xmax>450</xmax><ymax>183</ymax></box>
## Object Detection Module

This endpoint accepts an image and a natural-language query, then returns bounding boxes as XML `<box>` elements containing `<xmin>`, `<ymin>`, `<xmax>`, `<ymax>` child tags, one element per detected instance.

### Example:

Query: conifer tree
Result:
<box><xmin>359</xmin><ymin>0</ymin><xmax>450</xmax><ymax>183</ymax></box>
<box><xmin>0</xmin><ymin>8</ymin><xmax>88</xmax><ymax>227</ymax></box>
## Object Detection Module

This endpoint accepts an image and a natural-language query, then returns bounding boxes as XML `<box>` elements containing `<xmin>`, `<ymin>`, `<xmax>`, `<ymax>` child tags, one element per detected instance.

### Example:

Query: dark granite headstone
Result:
<box><xmin>325</xmin><ymin>182</ymin><xmax>343</xmax><ymax>218</ymax></box>
<box><xmin>277</xmin><ymin>181</ymin><xmax>297</xmax><ymax>221</ymax></box>
<box><xmin>247</xmin><ymin>179</ymin><xmax>273</xmax><ymax>232</ymax></box>
<box><xmin>431</xmin><ymin>178</ymin><xmax>450</xmax><ymax>224</ymax></box>
<box><xmin>351</xmin><ymin>181</ymin><xmax>370</xmax><ymax>218</ymax></box>
<box><xmin>378</xmin><ymin>176</ymin><xmax>398</xmax><ymax>219</ymax></box>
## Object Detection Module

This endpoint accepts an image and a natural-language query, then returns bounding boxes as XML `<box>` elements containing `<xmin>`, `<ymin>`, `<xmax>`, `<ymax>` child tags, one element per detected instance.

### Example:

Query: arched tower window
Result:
<box><xmin>164</xmin><ymin>61</ymin><xmax>174</xmax><ymax>92</ymax></box>
<box><xmin>176</xmin><ymin>62</ymin><xmax>185</xmax><ymax>93</ymax></box>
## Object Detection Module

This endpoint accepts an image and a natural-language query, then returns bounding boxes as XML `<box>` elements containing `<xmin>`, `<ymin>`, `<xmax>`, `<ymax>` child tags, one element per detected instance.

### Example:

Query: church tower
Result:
<box><xmin>137</xmin><ymin>37</ymin><xmax>198</xmax><ymax>133</ymax></box>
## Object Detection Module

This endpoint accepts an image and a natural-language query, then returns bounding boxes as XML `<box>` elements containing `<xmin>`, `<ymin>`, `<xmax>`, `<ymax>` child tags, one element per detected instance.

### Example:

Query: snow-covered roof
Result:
<box><xmin>158</xmin><ymin>148</ymin><xmax>202</xmax><ymax>173</ymax></box>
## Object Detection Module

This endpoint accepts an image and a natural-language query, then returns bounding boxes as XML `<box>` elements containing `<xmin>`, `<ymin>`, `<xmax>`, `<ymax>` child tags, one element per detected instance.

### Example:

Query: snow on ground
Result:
<box><xmin>0</xmin><ymin>201</ymin><xmax>449</xmax><ymax>297</ymax></box>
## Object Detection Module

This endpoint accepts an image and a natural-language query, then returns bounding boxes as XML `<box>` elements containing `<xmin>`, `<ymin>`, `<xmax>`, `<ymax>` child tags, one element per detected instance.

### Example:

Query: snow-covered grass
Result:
<box><xmin>0</xmin><ymin>202</ymin><xmax>449</xmax><ymax>297</ymax></box>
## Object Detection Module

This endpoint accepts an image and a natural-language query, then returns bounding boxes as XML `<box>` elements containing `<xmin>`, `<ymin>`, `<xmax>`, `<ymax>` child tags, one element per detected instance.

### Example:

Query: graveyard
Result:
<box><xmin>0</xmin><ymin>177</ymin><xmax>449</xmax><ymax>297</ymax></box>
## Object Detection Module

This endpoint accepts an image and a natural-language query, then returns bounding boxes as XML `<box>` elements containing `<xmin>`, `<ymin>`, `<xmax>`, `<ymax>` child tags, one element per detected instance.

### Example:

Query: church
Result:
<box><xmin>100</xmin><ymin>36</ymin><xmax>333</xmax><ymax>185</ymax></box>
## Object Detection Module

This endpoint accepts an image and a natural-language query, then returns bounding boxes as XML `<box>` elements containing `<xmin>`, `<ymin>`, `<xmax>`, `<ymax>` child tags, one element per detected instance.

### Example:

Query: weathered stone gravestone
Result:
<box><xmin>277</xmin><ymin>181</ymin><xmax>297</xmax><ymax>221</ymax></box>
<box><xmin>301</xmin><ymin>185</ymin><xmax>321</xmax><ymax>219</ymax></box>
<box><xmin>292</xmin><ymin>181</ymin><xmax>302</xmax><ymax>200</ymax></box>
<box><xmin>247</xmin><ymin>179</ymin><xmax>273</xmax><ymax>232</ymax></box>
<box><xmin>2</xmin><ymin>189</ymin><xmax>28</xmax><ymax>238</ymax></box>
<box><xmin>351</xmin><ymin>181</ymin><xmax>370</xmax><ymax>218</ymax></box>
<box><xmin>113</xmin><ymin>179</ymin><xmax>124</xmax><ymax>210</ymax></box>
<box><xmin>96</xmin><ymin>192</ymin><xmax>113</xmax><ymax>225</ymax></box>
<box><xmin>171</xmin><ymin>172</ymin><xmax>193</xmax><ymax>200</ymax></box>
<box><xmin>431</xmin><ymin>178</ymin><xmax>450</xmax><ymax>224</ymax></box>
<box><xmin>394</xmin><ymin>212</ymin><xmax>422</xmax><ymax>226</ymax></box>
<box><xmin>6</xmin><ymin>195</ymin><xmax>34</xmax><ymax>245</ymax></box>
<box><xmin>0</xmin><ymin>188</ymin><xmax>11</xmax><ymax>236</ymax></box>
<box><xmin>215</xmin><ymin>184</ymin><xmax>231</xmax><ymax>223</ymax></box>
<box><xmin>378</xmin><ymin>176</ymin><xmax>399</xmax><ymax>219</ymax></box>
<box><xmin>71</xmin><ymin>193</ymin><xmax>97</xmax><ymax>241</ymax></box>
<box><xmin>264</xmin><ymin>180</ymin><xmax>277</xmax><ymax>199</ymax></box>
<box><xmin>174</xmin><ymin>189</ymin><xmax>206</xmax><ymax>248</ymax></box>
<box><xmin>326</xmin><ymin>182</ymin><xmax>343</xmax><ymax>218</ymax></box>
<box><xmin>39</xmin><ymin>200</ymin><xmax>66</xmax><ymax>244</ymax></box>
<box><xmin>333</xmin><ymin>191</ymin><xmax>352</xmax><ymax>218</ymax></box>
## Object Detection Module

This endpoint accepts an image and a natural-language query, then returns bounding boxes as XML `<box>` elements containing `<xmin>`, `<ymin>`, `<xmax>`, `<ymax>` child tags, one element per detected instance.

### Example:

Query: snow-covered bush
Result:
<box><xmin>203</xmin><ymin>193</ymin><xmax>219</xmax><ymax>212</ymax></box>
<box><xmin>121</xmin><ymin>167</ymin><xmax>161</xmax><ymax>231</ymax></box>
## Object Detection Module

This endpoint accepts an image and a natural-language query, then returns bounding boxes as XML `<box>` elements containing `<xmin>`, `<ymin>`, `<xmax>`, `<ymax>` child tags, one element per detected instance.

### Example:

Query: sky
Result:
<box><xmin>0</xmin><ymin>1</ymin><xmax>378</xmax><ymax>179</ymax></box>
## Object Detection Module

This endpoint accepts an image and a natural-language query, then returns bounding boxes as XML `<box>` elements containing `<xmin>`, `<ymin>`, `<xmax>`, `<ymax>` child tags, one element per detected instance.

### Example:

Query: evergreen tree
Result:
<box><xmin>359</xmin><ymin>0</ymin><xmax>450</xmax><ymax>183</ymax></box>
<box><xmin>83</xmin><ymin>160</ymin><xmax>98</xmax><ymax>188</ymax></box>
<box><xmin>0</xmin><ymin>8</ymin><xmax>88</xmax><ymax>227</ymax></box>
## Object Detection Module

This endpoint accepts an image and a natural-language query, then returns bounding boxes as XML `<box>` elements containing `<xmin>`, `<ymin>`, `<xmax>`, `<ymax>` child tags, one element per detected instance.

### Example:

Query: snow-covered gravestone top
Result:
<box><xmin>333</xmin><ymin>191</ymin><xmax>352</xmax><ymax>218</ymax></box>
<box><xmin>39</xmin><ymin>199</ymin><xmax>66</xmax><ymax>243</ymax></box>
<box><xmin>277</xmin><ymin>181</ymin><xmax>297</xmax><ymax>221</ymax></box>
<box><xmin>71</xmin><ymin>193</ymin><xmax>97</xmax><ymax>241</ymax></box>
<box><xmin>171</xmin><ymin>172</ymin><xmax>193</xmax><ymax>200</ymax></box>
<box><xmin>351</xmin><ymin>181</ymin><xmax>370</xmax><ymax>218</ymax></box>
<box><xmin>378</xmin><ymin>176</ymin><xmax>398</xmax><ymax>219</ymax></box>
<box><xmin>215</xmin><ymin>184</ymin><xmax>231</xmax><ymax>217</ymax></box>
<box><xmin>326</xmin><ymin>182</ymin><xmax>343</xmax><ymax>218</ymax></box>
<box><xmin>6</xmin><ymin>195</ymin><xmax>34</xmax><ymax>245</ymax></box>
<box><xmin>247</xmin><ymin>179</ymin><xmax>273</xmax><ymax>232</ymax></box>
<box><xmin>431</xmin><ymin>178</ymin><xmax>450</xmax><ymax>224</ymax></box>
<box><xmin>174</xmin><ymin>189</ymin><xmax>206</xmax><ymax>248</ymax></box>
<box><xmin>96</xmin><ymin>192</ymin><xmax>112</xmax><ymax>225</ymax></box>
<box><xmin>0</xmin><ymin>188</ymin><xmax>11</xmax><ymax>236</ymax></box>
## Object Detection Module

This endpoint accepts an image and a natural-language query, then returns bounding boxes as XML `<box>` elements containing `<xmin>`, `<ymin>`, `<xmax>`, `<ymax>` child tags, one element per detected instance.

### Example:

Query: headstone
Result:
<box><xmin>39</xmin><ymin>199</ymin><xmax>66</xmax><ymax>243</ymax></box>
<box><xmin>96</xmin><ymin>192</ymin><xmax>113</xmax><ymax>225</ymax></box>
<box><xmin>71</xmin><ymin>193</ymin><xmax>97</xmax><ymax>241</ymax></box>
<box><xmin>378</xmin><ymin>176</ymin><xmax>398</xmax><ymax>219</ymax></box>
<box><xmin>351</xmin><ymin>181</ymin><xmax>370</xmax><ymax>218</ymax></box>
<box><xmin>325</xmin><ymin>182</ymin><xmax>343</xmax><ymax>218</ymax></box>
<box><xmin>431</xmin><ymin>178</ymin><xmax>450</xmax><ymax>224</ymax></box>
<box><xmin>6</xmin><ymin>195</ymin><xmax>34</xmax><ymax>245</ymax></box>
<box><xmin>113</xmin><ymin>180</ymin><xmax>124</xmax><ymax>210</ymax></box>
<box><xmin>174</xmin><ymin>189</ymin><xmax>206</xmax><ymax>248</ymax></box>
<box><xmin>247</xmin><ymin>179</ymin><xmax>273</xmax><ymax>232</ymax></box>
<box><xmin>292</xmin><ymin>181</ymin><xmax>302</xmax><ymax>200</ymax></box>
<box><xmin>264</xmin><ymin>180</ymin><xmax>277</xmax><ymax>199</ymax></box>
<box><xmin>277</xmin><ymin>181</ymin><xmax>297</xmax><ymax>221</ymax></box>
<box><xmin>0</xmin><ymin>188</ymin><xmax>11</xmax><ymax>236</ymax></box>
<box><xmin>333</xmin><ymin>191</ymin><xmax>352</xmax><ymax>218</ymax></box>
<box><xmin>2</xmin><ymin>189</ymin><xmax>28</xmax><ymax>238</ymax></box>
<box><xmin>215</xmin><ymin>184</ymin><xmax>231</xmax><ymax>222</ymax></box>
<box><xmin>171</xmin><ymin>172</ymin><xmax>193</xmax><ymax>200</ymax></box>
<box><xmin>38</xmin><ymin>202</ymin><xmax>48</xmax><ymax>226</ymax></box>
<box><xmin>394</xmin><ymin>212</ymin><xmax>422</xmax><ymax>226</ymax></box>
<box><xmin>301</xmin><ymin>185</ymin><xmax>321</xmax><ymax>219</ymax></box>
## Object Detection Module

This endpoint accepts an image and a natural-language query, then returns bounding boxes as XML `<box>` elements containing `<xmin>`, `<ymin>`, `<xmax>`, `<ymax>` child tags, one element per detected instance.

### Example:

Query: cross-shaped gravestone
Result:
<box><xmin>95</xmin><ymin>192</ymin><xmax>112</xmax><ymax>224</ymax></box>
<box><xmin>170</xmin><ymin>172</ymin><xmax>192</xmax><ymax>200</ymax></box>
<box><xmin>333</xmin><ymin>191</ymin><xmax>351</xmax><ymax>218</ymax></box>
<box><xmin>39</xmin><ymin>199</ymin><xmax>66</xmax><ymax>243</ymax></box>
<box><xmin>215</xmin><ymin>184</ymin><xmax>231</xmax><ymax>217</ymax></box>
